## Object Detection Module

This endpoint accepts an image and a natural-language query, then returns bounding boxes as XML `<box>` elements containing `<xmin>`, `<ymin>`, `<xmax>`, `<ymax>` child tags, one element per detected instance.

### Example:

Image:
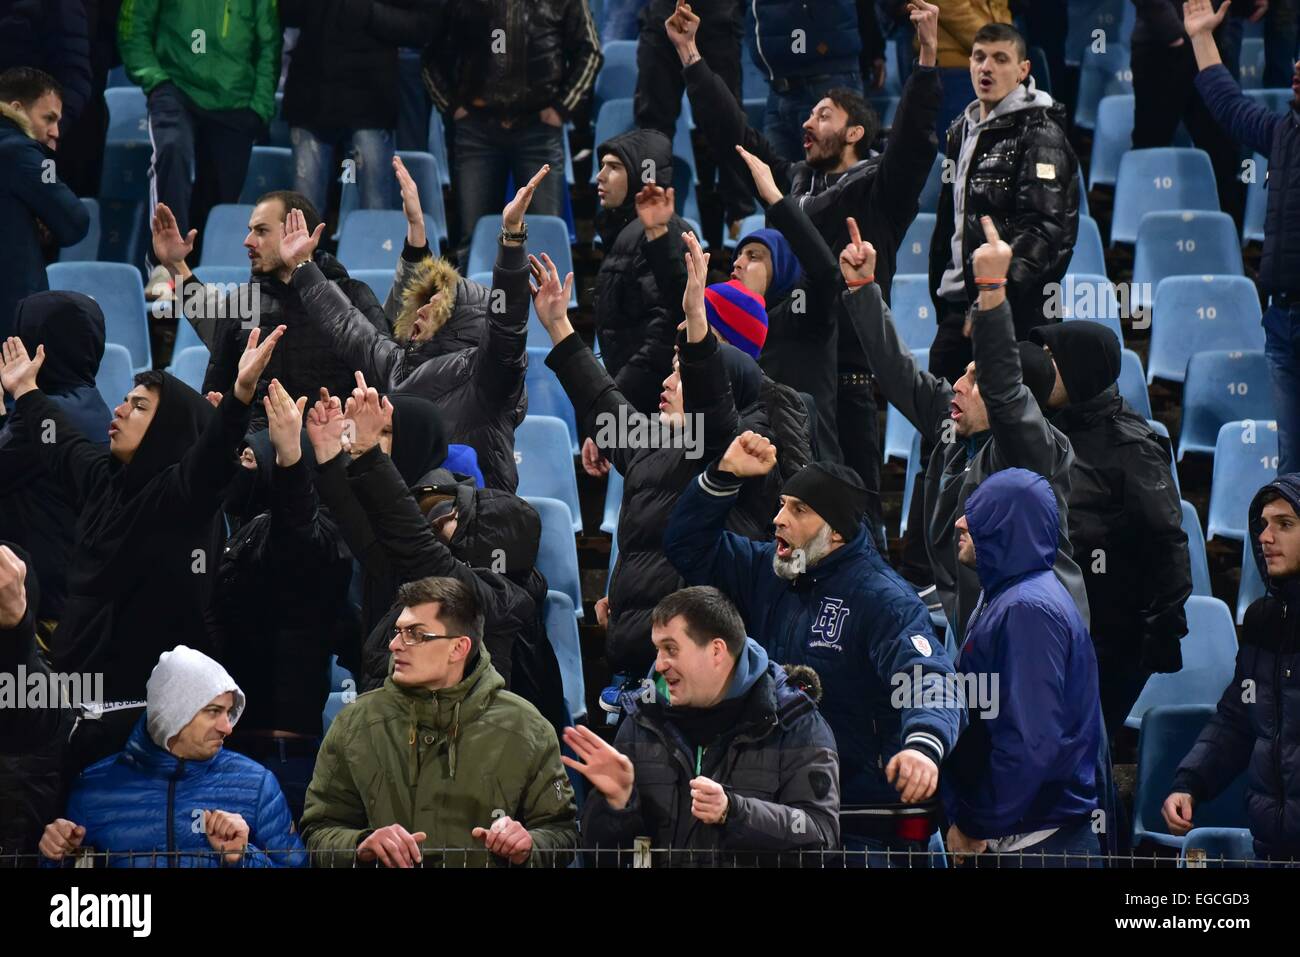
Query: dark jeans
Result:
<box><xmin>762</xmin><ymin>71</ymin><xmax>864</xmax><ymax>164</ymax></box>
<box><xmin>1263</xmin><ymin>301</ymin><xmax>1300</xmax><ymax>475</ymax></box>
<box><xmin>635</xmin><ymin>26</ymin><xmax>755</xmax><ymax>222</ymax></box>
<box><xmin>837</xmin><ymin>374</ymin><xmax>885</xmax><ymax>549</ymax></box>
<box><xmin>226</xmin><ymin>734</ymin><xmax>323</xmax><ymax>826</ymax></box>
<box><xmin>146</xmin><ymin>82</ymin><xmax>260</xmax><ymax>262</ymax></box>
<box><xmin>966</xmin><ymin>817</ymin><xmax>1102</xmax><ymax>868</ymax></box>
<box><xmin>451</xmin><ymin>112</ymin><xmax>565</xmax><ymax>264</ymax></box>
<box><xmin>1131</xmin><ymin>37</ymin><xmax>1245</xmax><ymax>230</ymax></box>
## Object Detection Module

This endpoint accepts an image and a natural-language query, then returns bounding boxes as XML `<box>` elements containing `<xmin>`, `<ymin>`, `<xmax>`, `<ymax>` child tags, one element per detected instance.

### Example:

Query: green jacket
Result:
<box><xmin>300</xmin><ymin>648</ymin><xmax>578</xmax><ymax>867</ymax></box>
<box><xmin>118</xmin><ymin>0</ymin><xmax>282</xmax><ymax>122</ymax></box>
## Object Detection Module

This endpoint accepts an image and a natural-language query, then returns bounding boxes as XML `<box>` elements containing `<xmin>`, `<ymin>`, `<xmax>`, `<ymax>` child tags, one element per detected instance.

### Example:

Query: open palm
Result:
<box><xmin>561</xmin><ymin>725</ymin><xmax>634</xmax><ymax>806</ymax></box>
<box><xmin>0</xmin><ymin>337</ymin><xmax>45</xmax><ymax>397</ymax></box>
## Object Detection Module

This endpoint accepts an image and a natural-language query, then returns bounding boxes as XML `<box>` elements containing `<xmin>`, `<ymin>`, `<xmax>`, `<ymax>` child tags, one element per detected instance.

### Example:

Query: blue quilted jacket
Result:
<box><xmin>58</xmin><ymin>717</ymin><xmax>306</xmax><ymax>867</ymax></box>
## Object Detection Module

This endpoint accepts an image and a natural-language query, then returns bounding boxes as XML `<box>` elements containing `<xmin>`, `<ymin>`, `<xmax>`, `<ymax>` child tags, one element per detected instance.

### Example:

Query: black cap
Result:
<box><xmin>780</xmin><ymin>462</ymin><xmax>870</xmax><ymax>539</ymax></box>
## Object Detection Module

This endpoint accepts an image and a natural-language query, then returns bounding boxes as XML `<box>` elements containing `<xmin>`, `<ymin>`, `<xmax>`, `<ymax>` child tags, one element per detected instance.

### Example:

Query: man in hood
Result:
<box><xmin>300</xmin><ymin>576</ymin><xmax>578</xmax><ymax>867</ymax></box>
<box><xmin>0</xmin><ymin>67</ymin><xmax>89</xmax><ymax>340</ymax></box>
<box><xmin>0</xmin><ymin>322</ymin><xmax>284</xmax><ymax>764</ymax></box>
<box><xmin>38</xmin><ymin>645</ymin><xmax>306</xmax><ymax>867</ymax></box>
<box><xmin>0</xmin><ymin>292</ymin><xmax>111</xmax><ymax>623</ymax></box>
<box><xmin>943</xmin><ymin>468</ymin><xmax>1102</xmax><ymax>868</ymax></box>
<box><xmin>1164</xmin><ymin>475</ymin><xmax>1300</xmax><ymax>863</ymax></box>
<box><xmin>568</xmin><ymin>586</ymin><xmax>840</xmax><ymax>865</ymax></box>
<box><xmin>1030</xmin><ymin>319</ymin><xmax>1192</xmax><ymax>739</ymax></box>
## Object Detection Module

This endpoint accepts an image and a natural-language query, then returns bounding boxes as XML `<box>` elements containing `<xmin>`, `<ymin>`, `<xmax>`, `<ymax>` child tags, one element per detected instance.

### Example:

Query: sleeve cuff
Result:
<box><xmin>678</xmin><ymin>331</ymin><xmax>718</xmax><ymax>362</ymax></box>
<box><xmin>402</xmin><ymin>240</ymin><xmax>432</xmax><ymax>263</ymax></box>
<box><xmin>289</xmin><ymin>261</ymin><xmax>328</xmax><ymax>292</ymax></box>
<box><xmin>543</xmin><ymin>331</ymin><xmax>587</xmax><ymax>370</ymax></box>
<box><xmin>496</xmin><ymin>238</ymin><xmax>527</xmax><ymax>270</ymax></box>
<box><xmin>700</xmin><ymin>461</ymin><xmax>743</xmax><ymax>496</ymax></box>
<box><xmin>904</xmin><ymin>732</ymin><xmax>945</xmax><ymax>766</ymax></box>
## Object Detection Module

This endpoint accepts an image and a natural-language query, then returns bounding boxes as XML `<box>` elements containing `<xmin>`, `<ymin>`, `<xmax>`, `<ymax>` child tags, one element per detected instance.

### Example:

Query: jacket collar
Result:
<box><xmin>0</xmin><ymin>101</ymin><xmax>35</xmax><ymax>140</ymax></box>
<box><xmin>120</xmin><ymin>715</ymin><xmax>216</xmax><ymax>780</ymax></box>
<box><xmin>1051</xmin><ymin>384</ymin><xmax>1122</xmax><ymax>432</ymax></box>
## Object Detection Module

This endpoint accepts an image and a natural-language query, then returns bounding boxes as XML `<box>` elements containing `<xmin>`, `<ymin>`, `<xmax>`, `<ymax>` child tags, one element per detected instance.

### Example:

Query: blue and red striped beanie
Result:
<box><xmin>703</xmin><ymin>280</ymin><xmax>768</xmax><ymax>359</ymax></box>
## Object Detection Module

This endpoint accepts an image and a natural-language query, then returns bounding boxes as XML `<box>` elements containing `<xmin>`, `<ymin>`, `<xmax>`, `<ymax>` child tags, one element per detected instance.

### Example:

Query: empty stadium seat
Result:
<box><xmin>883</xmin><ymin>349</ymin><xmax>927</xmax><ymax>462</ymax></box>
<box><xmin>348</xmin><ymin>268</ymin><xmax>394</xmax><ymax>306</ymax></box>
<box><xmin>1181</xmin><ymin>500</ymin><xmax>1212</xmax><ymax>598</ymax></box>
<box><xmin>339</xmin><ymin>150</ymin><xmax>448</xmax><ymax>250</ymax></box>
<box><xmin>1066</xmin><ymin>215</ymin><xmax>1106</xmax><ymax>275</ymax></box>
<box><xmin>888</xmin><ymin>279</ymin><xmax>937</xmax><ymax>352</ymax></box>
<box><xmin>330</xmin><ymin>656</ymin><xmax>354</xmax><ymax>693</ymax></box>
<box><xmin>1147</xmin><ymin>275</ymin><xmax>1264</xmax><ymax>384</ymax></box>
<box><xmin>1237</xmin><ymin>541</ymin><xmax>1267</xmax><ymax>625</ymax></box>
<box><xmin>105</xmin><ymin>87</ymin><xmax>148</xmax><ymax>143</ymax></box>
<box><xmin>1074</xmin><ymin>50</ymin><xmax>1133</xmax><ymax>129</ymax></box>
<box><xmin>1239</xmin><ymin>37</ymin><xmax>1265</xmax><ymax>89</ymax></box>
<box><xmin>167</xmin><ymin>345</ymin><xmax>210</xmax><ymax>392</ymax></box>
<box><xmin>1057</xmin><ymin>273</ymin><xmax>1125</xmax><ymax>342</ymax></box>
<box><xmin>95</xmin><ymin>342</ymin><xmax>134</xmax><ymax>410</ymax></box>
<box><xmin>1178</xmin><ymin>351</ymin><xmax>1272</xmax><ymax>460</ymax></box>
<box><xmin>544</xmin><ymin>590</ymin><xmax>587</xmax><ymax>720</ymax></box>
<box><xmin>268</xmin><ymin>91</ymin><xmax>289</xmax><ymax>148</ymax></box>
<box><xmin>594</xmin><ymin>40</ymin><xmax>638</xmax><ymax>106</ymax></box>
<box><xmin>601</xmin><ymin>466</ymin><xmax>623</xmax><ymax>535</ymax></box>
<box><xmin>1208</xmin><ymin>420</ymin><xmax>1279</xmax><ymax>540</ymax></box>
<box><xmin>1117</xmin><ymin>348</ymin><xmax>1152</xmax><ymax>419</ymax></box>
<box><xmin>1111</xmin><ymin>149</ymin><xmax>1221</xmax><ymax>245</ymax></box>
<box><xmin>918</xmin><ymin>153</ymin><xmax>944</xmax><ymax>213</ymax></box>
<box><xmin>337</xmin><ymin>209</ymin><xmax>439</xmax><ymax>271</ymax></box>
<box><xmin>198</xmin><ymin>204</ymin><xmax>256</xmax><ymax>267</ymax></box>
<box><xmin>239</xmin><ymin>146</ymin><xmax>293</xmax><ymax>204</ymax></box>
<box><xmin>1126</xmin><ymin>596</ymin><xmax>1238</xmax><ymax>729</ymax></box>
<box><xmin>896</xmin><ymin>215</ymin><xmax>935</xmax><ymax>275</ymax></box>
<box><xmin>47</xmin><ymin>262</ymin><xmax>152</xmax><ymax>372</ymax></box>
<box><xmin>1243</xmin><ymin>152</ymin><xmax>1267</xmax><ymax>244</ymax></box>
<box><xmin>526</xmin><ymin>495</ymin><xmax>583</xmax><ymax>619</ymax></box>
<box><xmin>1148</xmin><ymin>418</ymin><xmax>1182</xmax><ymax>494</ymax></box>
<box><xmin>467</xmin><ymin>214</ymin><xmax>576</xmax><ymax>307</ymax></box>
<box><xmin>426</xmin><ymin>109</ymin><xmax>452</xmax><ymax>188</ymax></box>
<box><xmin>516</xmin><ymin>417</ymin><xmax>582</xmax><ymax>532</ymax></box>
<box><xmin>1131</xmin><ymin>211</ymin><xmax>1243</xmax><ymax>313</ymax></box>
<box><xmin>899</xmin><ymin>429</ymin><xmax>923</xmax><ymax>536</ymax></box>
<box><xmin>1089</xmin><ymin>94</ymin><xmax>1134</xmax><ymax>189</ymax></box>
<box><xmin>606</xmin><ymin>533</ymin><xmax>619</xmax><ymax>593</ymax></box>
<box><xmin>60</xmin><ymin>199</ymin><xmax>101</xmax><ymax>262</ymax></box>
<box><xmin>322</xmin><ymin>691</ymin><xmax>350</xmax><ymax>735</ymax></box>
<box><xmin>725</xmin><ymin>212</ymin><xmax>766</xmax><ymax>251</ymax></box>
<box><xmin>1179</xmin><ymin>827</ymin><xmax>1255</xmax><ymax>867</ymax></box>
<box><xmin>591</xmin><ymin>98</ymin><xmax>636</xmax><ymax>179</ymax></box>
<box><xmin>1244</xmin><ymin>88</ymin><xmax>1293</xmax><ymax>114</ymax></box>
<box><xmin>1132</xmin><ymin>704</ymin><xmax>1249</xmax><ymax>848</ymax></box>
<box><xmin>526</xmin><ymin>348</ymin><xmax>579</xmax><ymax>453</ymax></box>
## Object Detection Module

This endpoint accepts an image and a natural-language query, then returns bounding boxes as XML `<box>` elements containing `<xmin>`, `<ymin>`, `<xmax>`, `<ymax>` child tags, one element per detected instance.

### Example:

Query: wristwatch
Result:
<box><xmin>500</xmin><ymin>223</ymin><xmax>528</xmax><ymax>244</ymax></box>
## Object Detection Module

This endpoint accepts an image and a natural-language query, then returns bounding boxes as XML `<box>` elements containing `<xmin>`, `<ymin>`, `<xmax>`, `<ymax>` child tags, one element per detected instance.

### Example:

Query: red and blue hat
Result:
<box><xmin>703</xmin><ymin>280</ymin><xmax>768</xmax><ymax>359</ymax></box>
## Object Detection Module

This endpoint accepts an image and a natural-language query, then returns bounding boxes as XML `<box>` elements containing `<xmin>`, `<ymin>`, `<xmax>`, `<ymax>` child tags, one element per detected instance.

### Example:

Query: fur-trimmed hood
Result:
<box><xmin>0</xmin><ymin>101</ymin><xmax>35</xmax><ymax>140</ymax></box>
<box><xmin>394</xmin><ymin>255</ymin><xmax>466</xmax><ymax>342</ymax></box>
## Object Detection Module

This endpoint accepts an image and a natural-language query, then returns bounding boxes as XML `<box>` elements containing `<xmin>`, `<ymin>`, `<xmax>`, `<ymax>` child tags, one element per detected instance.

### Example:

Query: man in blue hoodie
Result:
<box><xmin>664</xmin><ymin>445</ymin><xmax>963</xmax><ymax>865</ymax></box>
<box><xmin>567</xmin><ymin>586</ymin><xmax>840</xmax><ymax>865</ymax></box>
<box><xmin>942</xmin><ymin>467</ymin><xmax>1101</xmax><ymax>868</ymax></box>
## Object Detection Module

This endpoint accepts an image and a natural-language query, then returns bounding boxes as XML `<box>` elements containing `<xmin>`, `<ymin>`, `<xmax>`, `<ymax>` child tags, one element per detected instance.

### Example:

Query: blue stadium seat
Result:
<box><xmin>198</xmin><ymin>204</ymin><xmax>255</xmax><ymax>267</ymax></box>
<box><xmin>896</xmin><ymin>215</ymin><xmax>935</xmax><ymax>275</ymax></box>
<box><xmin>348</xmin><ymin>268</ymin><xmax>394</xmax><ymax>307</ymax></box>
<box><xmin>1112</xmin><ymin>149</ymin><xmax>1221</xmax><ymax>245</ymax></box>
<box><xmin>1066</xmin><ymin>0</ymin><xmax>1131</xmax><ymax>68</ymax></box>
<box><xmin>1127</xmin><ymin>596</ymin><xmax>1238</xmax><ymax>730</ymax></box>
<box><xmin>337</xmin><ymin>209</ymin><xmax>439</xmax><ymax>271</ymax></box>
<box><xmin>47</xmin><ymin>262</ymin><xmax>151</xmax><ymax>372</ymax></box>
<box><xmin>1028</xmin><ymin>45</ymin><xmax>1054</xmax><ymax>94</ymax></box>
<box><xmin>468</xmin><ymin>214</ymin><xmax>576</xmax><ymax>307</ymax></box>
<box><xmin>725</xmin><ymin>212</ymin><xmax>767</xmax><ymax>251</ymax></box>
<box><xmin>172</xmin><ymin>312</ymin><xmax>205</xmax><ymax>354</ymax></box>
<box><xmin>1178</xmin><ymin>351</ymin><xmax>1272</xmax><ymax>460</ymax></box>
<box><xmin>1074</xmin><ymin>50</ymin><xmax>1133</xmax><ymax>129</ymax></box>
<box><xmin>516</xmin><ymin>417</ymin><xmax>582</xmax><ymax>532</ymax></box>
<box><xmin>1131</xmin><ymin>211</ymin><xmax>1243</xmax><ymax>313</ymax></box>
<box><xmin>339</xmin><ymin>150</ymin><xmax>447</xmax><ymax>250</ymax></box>
<box><xmin>606</xmin><ymin>533</ymin><xmax>619</xmax><ymax>593</ymax></box>
<box><xmin>1243</xmin><ymin>152</ymin><xmax>1267</xmax><ymax>245</ymax></box>
<box><xmin>526</xmin><ymin>348</ymin><xmax>579</xmax><ymax>454</ymax></box>
<box><xmin>1066</xmin><ymin>215</ymin><xmax>1106</xmax><ymax>275</ymax></box>
<box><xmin>95</xmin><ymin>342</ymin><xmax>134</xmax><ymax>410</ymax></box>
<box><xmin>60</xmin><ymin>199</ymin><xmax>101</xmax><ymax>262</ymax></box>
<box><xmin>544</xmin><ymin>590</ymin><xmax>587</xmax><ymax>721</ymax></box>
<box><xmin>268</xmin><ymin>91</ymin><xmax>289</xmax><ymax>148</ymax></box>
<box><xmin>595</xmin><ymin>40</ymin><xmax>638</xmax><ymax>107</ymax></box>
<box><xmin>106</xmin><ymin>65</ymin><xmax>130</xmax><ymax>88</ymax></box>
<box><xmin>192</xmin><ymin>266</ymin><xmax>249</xmax><ymax>286</ymax></box>
<box><xmin>1148</xmin><ymin>275</ymin><xmax>1264</xmax><ymax>384</ymax></box>
<box><xmin>238</xmin><ymin>146</ymin><xmax>293</xmax><ymax>204</ymax></box>
<box><xmin>98</xmin><ymin>142</ymin><xmax>151</xmax><ymax>268</ymax></box>
<box><xmin>1244</xmin><ymin>88</ymin><xmax>1293</xmax><ymax>114</ymax></box>
<box><xmin>105</xmin><ymin>87</ymin><xmax>149</xmax><ymax>143</ymax></box>
<box><xmin>1181</xmin><ymin>500</ymin><xmax>1212</xmax><ymax>598</ymax></box>
<box><xmin>591</xmin><ymin>98</ymin><xmax>635</xmax><ymax>181</ymax></box>
<box><xmin>1117</xmin><ymin>348</ymin><xmax>1152</xmax><ymax>419</ymax></box>
<box><xmin>1057</xmin><ymin>274</ymin><xmax>1125</xmax><ymax>342</ymax></box>
<box><xmin>1132</xmin><ymin>704</ymin><xmax>1249</xmax><ymax>848</ymax></box>
<box><xmin>526</xmin><ymin>496</ymin><xmax>583</xmax><ymax>619</ymax></box>
<box><xmin>330</xmin><ymin>656</ymin><xmax>354</xmax><ymax>693</ymax></box>
<box><xmin>1179</xmin><ymin>827</ymin><xmax>1256</xmax><ymax>867</ymax></box>
<box><xmin>918</xmin><ymin>153</ymin><xmax>945</xmax><ymax>214</ymax></box>
<box><xmin>322</xmin><ymin>691</ymin><xmax>350</xmax><ymax>735</ymax></box>
<box><xmin>888</xmin><ymin>277</ymin><xmax>937</xmax><ymax>351</ymax></box>
<box><xmin>469</xmin><ymin>270</ymin><xmax>554</xmax><ymax>347</ymax></box>
<box><xmin>875</xmin><ymin>97</ymin><xmax>900</xmax><ymax>130</ymax></box>
<box><xmin>1148</xmin><ymin>419</ymin><xmax>1182</xmax><ymax>493</ymax></box>
<box><xmin>1088</xmin><ymin>94</ymin><xmax>1134</xmax><ymax>189</ymax></box>
<box><xmin>883</xmin><ymin>349</ymin><xmax>927</xmax><ymax>465</ymax></box>
<box><xmin>426</xmin><ymin>109</ymin><xmax>452</xmax><ymax>188</ymax></box>
<box><xmin>899</xmin><ymin>429</ymin><xmax>923</xmax><ymax>536</ymax></box>
<box><xmin>1208</xmin><ymin>419</ymin><xmax>1279</xmax><ymax>541</ymax></box>
<box><xmin>167</xmin><ymin>345</ymin><xmax>210</xmax><ymax>392</ymax></box>
<box><xmin>601</xmin><ymin>466</ymin><xmax>623</xmax><ymax>535</ymax></box>
<box><xmin>1238</xmin><ymin>540</ymin><xmax>1267</xmax><ymax>625</ymax></box>
<box><xmin>1239</xmin><ymin>37</ymin><xmax>1265</xmax><ymax>89</ymax></box>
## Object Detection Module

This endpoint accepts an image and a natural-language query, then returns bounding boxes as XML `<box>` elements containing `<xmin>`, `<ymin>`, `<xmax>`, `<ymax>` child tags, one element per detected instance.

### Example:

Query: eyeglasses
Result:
<box><xmin>392</xmin><ymin>625</ymin><xmax>465</xmax><ymax>646</ymax></box>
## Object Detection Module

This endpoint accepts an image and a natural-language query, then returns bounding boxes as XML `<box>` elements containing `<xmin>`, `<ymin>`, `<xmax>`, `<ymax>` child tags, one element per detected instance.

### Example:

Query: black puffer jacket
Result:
<box><xmin>421</xmin><ymin>0</ymin><xmax>602</xmax><ymax>122</ymax></box>
<box><xmin>292</xmin><ymin>240</ymin><xmax>527</xmax><ymax>491</ymax></box>
<box><xmin>546</xmin><ymin>331</ymin><xmax>811</xmax><ymax>675</ymax></box>
<box><xmin>593</xmin><ymin>128</ymin><xmax>689</xmax><ymax>416</ymax></box>
<box><xmin>281</xmin><ymin>0</ymin><xmax>437</xmax><ymax>131</ymax></box>
<box><xmin>1171</xmin><ymin>475</ymin><xmax>1300</xmax><ymax>859</ymax></box>
<box><xmin>929</xmin><ymin>80</ymin><xmax>1080</xmax><ymax>338</ymax></box>
<box><xmin>186</xmin><ymin>250</ymin><xmax>389</xmax><ymax>429</ymax></box>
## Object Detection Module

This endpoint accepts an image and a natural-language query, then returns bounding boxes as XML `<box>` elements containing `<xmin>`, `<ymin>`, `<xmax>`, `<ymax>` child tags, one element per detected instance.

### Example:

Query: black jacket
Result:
<box><xmin>1171</xmin><ymin>475</ymin><xmax>1300</xmax><ymax>858</ymax></box>
<box><xmin>593</xmin><ymin>128</ymin><xmax>687</xmax><ymax>416</ymax></box>
<box><xmin>0</xmin><ymin>0</ymin><xmax>92</xmax><ymax>125</ymax></box>
<box><xmin>281</xmin><ymin>0</ymin><xmax>437</xmax><ymax>131</ymax></box>
<box><xmin>10</xmin><ymin>377</ymin><xmax>252</xmax><ymax>702</ymax></box>
<box><xmin>929</xmin><ymin>85</ymin><xmax>1080</xmax><ymax>338</ymax></box>
<box><xmin>421</xmin><ymin>0</ymin><xmax>602</xmax><ymax>123</ymax></box>
<box><xmin>0</xmin><ymin>292</ymin><xmax>111</xmax><ymax>621</ymax></box>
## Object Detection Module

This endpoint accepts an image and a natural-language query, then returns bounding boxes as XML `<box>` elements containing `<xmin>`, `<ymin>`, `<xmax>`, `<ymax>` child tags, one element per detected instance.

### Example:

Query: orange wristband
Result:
<box><xmin>845</xmin><ymin>276</ymin><xmax>875</xmax><ymax>288</ymax></box>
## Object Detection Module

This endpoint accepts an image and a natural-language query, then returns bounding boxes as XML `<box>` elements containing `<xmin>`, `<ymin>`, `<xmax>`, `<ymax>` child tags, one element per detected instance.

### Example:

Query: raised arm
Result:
<box><xmin>1186</xmin><ymin>0</ymin><xmax>1283</xmax><ymax>157</ymax></box>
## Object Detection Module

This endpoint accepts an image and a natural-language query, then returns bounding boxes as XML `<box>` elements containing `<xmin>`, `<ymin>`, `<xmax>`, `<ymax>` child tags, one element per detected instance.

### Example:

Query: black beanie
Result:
<box><xmin>1029</xmin><ymin>320</ymin><xmax>1122</xmax><ymax>405</ymax></box>
<box><xmin>1016</xmin><ymin>341</ymin><xmax>1058</xmax><ymax>411</ymax></box>
<box><xmin>780</xmin><ymin>462</ymin><xmax>869</xmax><ymax>540</ymax></box>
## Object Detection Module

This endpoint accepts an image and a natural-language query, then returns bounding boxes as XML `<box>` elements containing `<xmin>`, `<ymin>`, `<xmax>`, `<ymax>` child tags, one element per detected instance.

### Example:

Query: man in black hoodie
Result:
<box><xmin>1029</xmin><ymin>319</ymin><xmax>1191</xmax><ymax>740</ymax></box>
<box><xmin>0</xmin><ymin>322</ymin><xmax>284</xmax><ymax>765</ymax></box>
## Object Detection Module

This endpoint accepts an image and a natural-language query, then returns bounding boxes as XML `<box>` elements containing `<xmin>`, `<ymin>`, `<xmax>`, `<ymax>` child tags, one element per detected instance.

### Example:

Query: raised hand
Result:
<box><xmin>682</xmin><ymin>230</ymin><xmax>710</xmax><ymax>343</ymax></box>
<box><xmin>1183</xmin><ymin>0</ymin><xmax>1232</xmax><ymax>34</ymax></box>
<box><xmin>528</xmin><ymin>252</ymin><xmax>576</xmax><ymax>343</ymax></box>
<box><xmin>735</xmin><ymin>144</ymin><xmax>782</xmax><ymax>205</ymax></box>
<box><xmin>279</xmin><ymin>207</ymin><xmax>325</xmax><ymax>271</ymax></box>
<box><xmin>151</xmin><ymin>202</ymin><xmax>197</xmax><ymax>273</ymax></box>
<box><xmin>635</xmin><ymin>183</ymin><xmax>676</xmax><ymax>235</ymax></box>
<box><xmin>305</xmin><ymin>387</ymin><xmax>347</xmax><ymax>464</ymax></box>
<box><xmin>971</xmin><ymin>215</ymin><xmax>1013</xmax><ymax>283</ymax></box>
<box><xmin>356</xmin><ymin>823</ymin><xmax>427</xmax><ymax>868</ymax></box>
<box><xmin>233</xmin><ymin>324</ymin><xmax>286</xmax><ymax>405</ymax></box>
<box><xmin>263</xmin><ymin>378</ymin><xmax>308</xmax><ymax>467</ymax></box>
<box><xmin>909</xmin><ymin>1</ymin><xmax>940</xmax><ymax>67</ymax></box>
<box><xmin>503</xmin><ymin>164</ymin><xmax>551</xmax><ymax>234</ymax></box>
<box><xmin>471</xmin><ymin>815</ymin><xmax>534</xmax><ymax>865</ymax></box>
<box><xmin>203</xmin><ymin>809</ymin><xmax>250</xmax><ymax>865</ymax></box>
<box><xmin>561</xmin><ymin>725</ymin><xmax>635</xmax><ymax>809</ymax></box>
<box><xmin>0</xmin><ymin>336</ymin><xmax>45</xmax><ymax>399</ymax></box>
<box><xmin>393</xmin><ymin>154</ymin><xmax>426</xmax><ymax>248</ymax></box>
<box><xmin>837</xmin><ymin>216</ymin><xmax>878</xmax><ymax>287</ymax></box>
<box><xmin>718</xmin><ymin>430</ymin><xmax>778</xmax><ymax>478</ymax></box>
<box><xmin>343</xmin><ymin>370</ymin><xmax>393</xmax><ymax>457</ymax></box>
<box><xmin>0</xmin><ymin>544</ymin><xmax>28</xmax><ymax>628</ymax></box>
<box><xmin>665</xmin><ymin>0</ymin><xmax>702</xmax><ymax>63</ymax></box>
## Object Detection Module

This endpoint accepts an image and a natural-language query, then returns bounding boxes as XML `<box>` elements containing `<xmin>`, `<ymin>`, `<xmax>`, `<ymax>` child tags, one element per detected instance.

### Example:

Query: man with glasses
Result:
<box><xmin>299</xmin><ymin>576</ymin><xmax>577</xmax><ymax>867</ymax></box>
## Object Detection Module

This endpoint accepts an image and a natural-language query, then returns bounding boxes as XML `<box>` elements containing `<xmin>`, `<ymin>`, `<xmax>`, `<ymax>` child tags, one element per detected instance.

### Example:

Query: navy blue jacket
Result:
<box><xmin>1171</xmin><ymin>474</ymin><xmax>1300</xmax><ymax>857</ymax></box>
<box><xmin>59</xmin><ymin>718</ymin><xmax>306</xmax><ymax>867</ymax></box>
<box><xmin>942</xmin><ymin>468</ymin><xmax>1101</xmax><ymax>839</ymax></box>
<box><xmin>664</xmin><ymin>465</ymin><xmax>964</xmax><ymax>813</ymax></box>
<box><xmin>748</xmin><ymin>0</ymin><xmax>877</xmax><ymax>82</ymax></box>
<box><xmin>1195</xmin><ymin>64</ymin><xmax>1300</xmax><ymax>295</ymax></box>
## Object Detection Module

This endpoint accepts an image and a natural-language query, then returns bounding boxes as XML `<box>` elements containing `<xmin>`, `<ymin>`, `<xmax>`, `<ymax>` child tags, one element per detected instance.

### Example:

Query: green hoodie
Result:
<box><xmin>300</xmin><ymin>647</ymin><xmax>578</xmax><ymax>867</ymax></box>
<box><xmin>118</xmin><ymin>0</ymin><xmax>282</xmax><ymax>122</ymax></box>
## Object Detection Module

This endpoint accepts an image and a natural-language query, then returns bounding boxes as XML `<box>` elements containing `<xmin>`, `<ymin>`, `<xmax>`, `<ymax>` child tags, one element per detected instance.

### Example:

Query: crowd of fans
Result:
<box><xmin>0</xmin><ymin>0</ymin><xmax>1298</xmax><ymax>870</ymax></box>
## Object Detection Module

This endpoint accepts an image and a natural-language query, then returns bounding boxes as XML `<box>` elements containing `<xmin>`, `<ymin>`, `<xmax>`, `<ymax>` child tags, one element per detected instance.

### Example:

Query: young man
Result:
<box><xmin>943</xmin><ymin>468</ymin><xmax>1102</xmax><ymax>868</ymax></box>
<box><xmin>0</xmin><ymin>67</ymin><xmax>89</xmax><ymax>339</ymax></box>
<box><xmin>38</xmin><ymin>646</ymin><xmax>306</xmax><ymax>867</ymax></box>
<box><xmin>664</xmin><ymin>438</ymin><xmax>962</xmax><ymax>865</ymax></box>
<box><xmin>568</xmin><ymin>586</ymin><xmax>840</xmax><ymax>865</ymax></box>
<box><xmin>931</xmin><ymin>0</ymin><xmax>1013</xmax><ymax>135</ymax></box>
<box><xmin>1163</xmin><ymin>476</ymin><xmax>1300</xmax><ymax>863</ymax></box>
<box><xmin>1183</xmin><ymin>0</ymin><xmax>1300</xmax><ymax>473</ymax></box>
<box><xmin>840</xmin><ymin>214</ymin><xmax>1089</xmax><ymax>644</ymax></box>
<box><xmin>299</xmin><ymin>577</ymin><xmax>578</xmax><ymax>867</ymax></box>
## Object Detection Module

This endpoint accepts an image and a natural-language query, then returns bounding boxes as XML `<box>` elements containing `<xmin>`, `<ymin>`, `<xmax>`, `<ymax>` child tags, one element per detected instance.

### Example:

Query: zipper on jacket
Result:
<box><xmin>222</xmin><ymin>1</ymin><xmax>231</xmax><ymax>38</ymax></box>
<box><xmin>166</xmin><ymin>764</ymin><xmax>182</xmax><ymax>856</ymax></box>
<box><xmin>751</xmin><ymin>0</ymin><xmax>773</xmax><ymax>81</ymax></box>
